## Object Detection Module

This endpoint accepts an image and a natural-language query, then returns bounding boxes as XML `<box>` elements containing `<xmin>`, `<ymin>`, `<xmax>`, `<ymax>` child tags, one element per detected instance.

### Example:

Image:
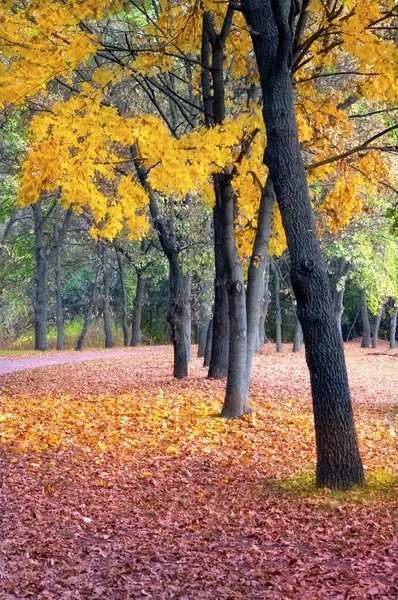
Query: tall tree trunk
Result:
<box><xmin>372</xmin><ymin>307</ymin><xmax>382</xmax><ymax>349</ymax></box>
<box><xmin>203</xmin><ymin>18</ymin><xmax>232</xmax><ymax>380</ymax></box>
<box><xmin>360</xmin><ymin>289</ymin><xmax>371</xmax><ymax>348</ymax></box>
<box><xmin>0</xmin><ymin>210</ymin><xmax>17</xmax><ymax>264</ymax></box>
<box><xmin>390</xmin><ymin>305</ymin><xmax>398</xmax><ymax>350</ymax></box>
<box><xmin>131</xmin><ymin>271</ymin><xmax>145</xmax><ymax>346</ymax></box>
<box><xmin>115</xmin><ymin>248</ymin><xmax>129</xmax><ymax>348</ymax></box>
<box><xmin>259</xmin><ymin>261</ymin><xmax>271</xmax><ymax>346</ymax></box>
<box><xmin>273</xmin><ymin>263</ymin><xmax>282</xmax><ymax>353</ymax></box>
<box><xmin>102</xmin><ymin>249</ymin><xmax>113</xmax><ymax>349</ymax></box>
<box><xmin>203</xmin><ymin>318</ymin><xmax>213</xmax><ymax>367</ymax></box>
<box><xmin>54</xmin><ymin>225</ymin><xmax>64</xmax><ymax>351</ymax></box>
<box><xmin>198</xmin><ymin>316</ymin><xmax>210</xmax><ymax>357</ymax></box>
<box><xmin>197</xmin><ymin>284</ymin><xmax>212</xmax><ymax>357</ymax></box>
<box><xmin>292</xmin><ymin>312</ymin><xmax>302</xmax><ymax>352</ymax></box>
<box><xmin>246</xmin><ymin>177</ymin><xmax>275</xmax><ymax>388</ymax></box>
<box><xmin>208</xmin><ymin>205</ymin><xmax>229</xmax><ymax>378</ymax></box>
<box><xmin>134</xmin><ymin>154</ymin><xmax>190</xmax><ymax>378</ymax></box>
<box><xmin>331</xmin><ymin>257</ymin><xmax>349</xmax><ymax>341</ymax></box>
<box><xmin>335</xmin><ymin>287</ymin><xmax>345</xmax><ymax>341</ymax></box>
<box><xmin>218</xmin><ymin>175</ymin><xmax>249</xmax><ymax>419</ymax></box>
<box><xmin>116</xmin><ymin>249</ymin><xmax>129</xmax><ymax>347</ymax></box>
<box><xmin>33</xmin><ymin>202</ymin><xmax>49</xmax><ymax>351</ymax></box>
<box><xmin>184</xmin><ymin>273</ymin><xmax>192</xmax><ymax>361</ymax></box>
<box><xmin>76</xmin><ymin>264</ymin><xmax>98</xmax><ymax>351</ymax></box>
<box><xmin>168</xmin><ymin>256</ymin><xmax>190</xmax><ymax>379</ymax></box>
<box><xmin>243</xmin><ymin>0</ymin><xmax>364</xmax><ymax>489</ymax></box>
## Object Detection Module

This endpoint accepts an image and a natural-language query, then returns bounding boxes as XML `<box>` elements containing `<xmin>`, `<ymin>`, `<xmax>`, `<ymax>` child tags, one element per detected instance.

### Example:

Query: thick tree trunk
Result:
<box><xmin>390</xmin><ymin>306</ymin><xmax>398</xmax><ymax>350</ymax></box>
<box><xmin>203</xmin><ymin>22</ymin><xmax>231</xmax><ymax>380</ymax></box>
<box><xmin>243</xmin><ymin>0</ymin><xmax>364</xmax><ymax>489</ymax></box>
<box><xmin>372</xmin><ymin>307</ymin><xmax>382</xmax><ymax>349</ymax></box>
<box><xmin>203</xmin><ymin>318</ymin><xmax>213</xmax><ymax>367</ymax></box>
<box><xmin>217</xmin><ymin>175</ymin><xmax>249</xmax><ymax>419</ymax></box>
<box><xmin>116</xmin><ymin>250</ymin><xmax>129</xmax><ymax>347</ymax></box>
<box><xmin>292</xmin><ymin>313</ymin><xmax>302</xmax><ymax>352</ymax></box>
<box><xmin>102</xmin><ymin>249</ymin><xmax>113</xmax><ymax>349</ymax></box>
<box><xmin>246</xmin><ymin>177</ymin><xmax>275</xmax><ymax>388</ymax></box>
<box><xmin>259</xmin><ymin>261</ymin><xmax>271</xmax><ymax>346</ymax></box>
<box><xmin>33</xmin><ymin>202</ymin><xmax>49</xmax><ymax>351</ymax></box>
<box><xmin>208</xmin><ymin>205</ymin><xmax>229</xmax><ymax>379</ymax></box>
<box><xmin>76</xmin><ymin>265</ymin><xmax>98</xmax><ymax>351</ymax></box>
<box><xmin>168</xmin><ymin>256</ymin><xmax>190</xmax><ymax>379</ymax></box>
<box><xmin>54</xmin><ymin>225</ymin><xmax>64</xmax><ymax>351</ymax></box>
<box><xmin>360</xmin><ymin>289</ymin><xmax>371</xmax><ymax>348</ymax></box>
<box><xmin>131</xmin><ymin>271</ymin><xmax>145</xmax><ymax>346</ymax></box>
<box><xmin>273</xmin><ymin>264</ymin><xmax>282</xmax><ymax>353</ymax></box>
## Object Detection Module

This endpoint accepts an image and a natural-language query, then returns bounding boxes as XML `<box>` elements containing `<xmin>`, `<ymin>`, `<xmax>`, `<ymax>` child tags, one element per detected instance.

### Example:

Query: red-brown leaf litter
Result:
<box><xmin>0</xmin><ymin>342</ymin><xmax>397</xmax><ymax>599</ymax></box>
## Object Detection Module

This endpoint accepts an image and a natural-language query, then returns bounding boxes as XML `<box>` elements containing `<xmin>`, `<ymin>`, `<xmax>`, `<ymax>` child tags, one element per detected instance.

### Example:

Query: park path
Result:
<box><xmin>0</xmin><ymin>346</ymin><xmax>172</xmax><ymax>376</ymax></box>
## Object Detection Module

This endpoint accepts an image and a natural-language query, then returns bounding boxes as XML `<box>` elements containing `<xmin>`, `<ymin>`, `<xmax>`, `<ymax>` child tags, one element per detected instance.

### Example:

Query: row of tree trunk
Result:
<box><xmin>32</xmin><ymin>202</ymin><xmax>146</xmax><ymax>352</ymax></box>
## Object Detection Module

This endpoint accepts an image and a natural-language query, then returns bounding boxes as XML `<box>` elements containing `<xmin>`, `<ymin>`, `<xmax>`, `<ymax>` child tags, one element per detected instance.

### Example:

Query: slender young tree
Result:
<box><xmin>390</xmin><ymin>304</ymin><xmax>398</xmax><ymax>350</ymax></box>
<box><xmin>54</xmin><ymin>223</ymin><xmax>64</xmax><ymax>350</ymax></box>
<box><xmin>372</xmin><ymin>307</ymin><xmax>382</xmax><ymax>349</ymax></box>
<box><xmin>115</xmin><ymin>248</ymin><xmax>129</xmax><ymax>347</ymax></box>
<box><xmin>102</xmin><ymin>248</ymin><xmax>113</xmax><ymax>349</ymax></box>
<box><xmin>272</xmin><ymin>262</ymin><xmax>283</xmax><ymax>353</ymax></box>
<box><xmin>360</xmin><ymin>289</ymin><xmax>371</xmax><ymax>348</ymax></box>
<box><xmin>76</xmin><ymin>257</ymin><xmax>99</xmax><ymax>351</ymax></box>
<box><xmin>293</xmin><ymin>312</ymin><xmax>302</xmax><ymax>353</ymax></box>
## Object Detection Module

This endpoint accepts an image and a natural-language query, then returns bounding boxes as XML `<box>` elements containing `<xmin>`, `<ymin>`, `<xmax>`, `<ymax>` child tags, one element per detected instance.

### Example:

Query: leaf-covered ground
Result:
<box><xmin>0</xmin><ymin>342</ymin><xmax>397</xmax><ymax>599</ymax></box>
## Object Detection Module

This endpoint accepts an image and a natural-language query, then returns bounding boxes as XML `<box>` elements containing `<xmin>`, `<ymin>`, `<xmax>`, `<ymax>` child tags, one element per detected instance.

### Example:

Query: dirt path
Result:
<box><xmin>0</xmin><ymin>346</ymin><xmax>172</xmax><ymax>376</ymax></box>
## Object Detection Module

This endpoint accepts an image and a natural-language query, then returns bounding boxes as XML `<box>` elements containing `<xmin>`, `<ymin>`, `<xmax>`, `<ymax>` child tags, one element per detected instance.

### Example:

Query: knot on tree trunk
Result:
<box><xmin>302</xmin><ymin>258</ymin><xmax>315</xmax><ymax>272</ymax></box>
<box><xmin>227</xmin><ymin>281</ymin><xmax>244</xmax><ymax>295</ymax></box>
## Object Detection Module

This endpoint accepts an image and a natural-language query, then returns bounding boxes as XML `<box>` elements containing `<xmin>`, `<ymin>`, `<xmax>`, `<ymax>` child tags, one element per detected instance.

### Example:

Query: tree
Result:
<box><xmin>241</xmin><ymin>0</ymin><xmax>364</xmax><ymax>489</ymax></box>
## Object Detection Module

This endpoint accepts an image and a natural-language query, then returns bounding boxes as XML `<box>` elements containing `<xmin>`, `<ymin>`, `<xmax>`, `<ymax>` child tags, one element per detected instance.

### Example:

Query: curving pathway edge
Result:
<box><xmin>0</xmin><ymin>346</ymin><xmax>172</xmax><ymax>376</ymax></box>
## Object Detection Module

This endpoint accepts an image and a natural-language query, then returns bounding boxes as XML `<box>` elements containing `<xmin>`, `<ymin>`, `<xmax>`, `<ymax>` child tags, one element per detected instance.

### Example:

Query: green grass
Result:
<box><xmin>266</xmin><ymin>470</ymin><xmax>398</xmax><ymax>508</ymax></box>
<box><xmin>0</xmin><ymin>349</ymin><xmax>37</xmax><ymax>357</ymax></box>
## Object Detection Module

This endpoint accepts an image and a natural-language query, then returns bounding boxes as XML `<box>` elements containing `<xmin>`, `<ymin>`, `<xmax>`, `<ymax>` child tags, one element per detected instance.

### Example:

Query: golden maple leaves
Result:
<box><xmin>1</xmin><ymin>0</ymin><xmax>398</xmax><ymax>255</ymax></box>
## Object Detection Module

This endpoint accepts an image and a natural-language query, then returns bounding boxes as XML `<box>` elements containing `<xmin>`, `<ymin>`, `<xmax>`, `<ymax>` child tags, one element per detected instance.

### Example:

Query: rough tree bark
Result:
<box><xmin>259</xmin><ymin>261</ymin><xmax>271</xmax><ymax>346</ymax></box>
<box><xmin>372</xmin><ymin>307</ymin><xmax>382</xmax><ymax>349</ymax></box>
<box><xmin>33</xmin><ymin>201</ymin><xmax>72</xmax><ymax>351</ymax></box>
<box><xmin>168</xmin><ymin>259</ymin><xmax>191</xmax><ymax>378</ymax></box>
<box><xmin>292</xmin><ymin>312</ymin><xmax>302</xmax><ymax>352</ymax></box>
<box><xmin>131</xmin><ymin>270</ymin><xmax>145</xmax><ymax>347</ymax></box>
<box><xmin>331</xmin><ymin>257</ymin><xmax>349</xmax><ymax>340</ymax></box>
<box><xmin>208</xmin><ymin>204</ymin><xmax>229</xmax><ymax>379</ymax></box>
<box><xmin>0</xmin><ymin>210</ymin><xmax>17</xmax><ymax>264</ymax></box>
<box><xmin>218</xmin><ymin>175</ymin><xmax>249</xmax><ymax>418</ymax></box>
<box><xmin>272</xmin><ymin>262</ymin><xmax>283</xmax><ymax>353</ymax></box>
<box><xmin>197</xmin><ymin>284</ymin><xmax>212</xmax><ymax>358</ymax></box>
<box><xmin>390</xmin><ymin>305</ymin><xmax>398</xmax><ymax>350</ymax></box>
<box><xmin>198</xmin><ymin>315</ymin><xmax>211</xmax><ymax>358</ymax></box>
<box><xmin>134</xmin><ymin>158</ymin><xmax>190</xmax><ymax>378</ymax></box>
<box><xmin>202</xmin><ymin>12</ymin><xmax>231</xmax><ymax>381</ymax></box>
<box><xmin>115</xmin><ymin>249</ymin><xmax>129</xmax><ymax>347</ymax></box>
<box><xmin>54</xmin><ymin>224</ymin><xmax>64</xmax><ymax>351</ymax></box>
<box><xmin>246</xmin><ymin>177</ymin><xmax>275</xmax><ymax>388</ymax></box>
<box><xmin>360</xmin><ymin>288</ymin><xmax>371</xmax><ymax>348</ymax></box>
<box><xmin>33</xmin><ymin>201</ymin><xmax>49</xmax><ymax>351</ymax></box>
<box><xmin>203</xmin><ymin>318</ymin><xmax>213</xmax><ymax>367</ymax></box>
<box><xmin>242</xmin><ymin>0</ymin><xmax>364</xmax><ymax>489</ymax></box>
<box><xmin>102</xmin><ymin>249</ymin><xmax>113</xmax><ymax>349</ymax></box>
<box><xmin>76</xmin><ymin>261</ymin><xmax>98</xmax><ymax>351</ymax></box>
